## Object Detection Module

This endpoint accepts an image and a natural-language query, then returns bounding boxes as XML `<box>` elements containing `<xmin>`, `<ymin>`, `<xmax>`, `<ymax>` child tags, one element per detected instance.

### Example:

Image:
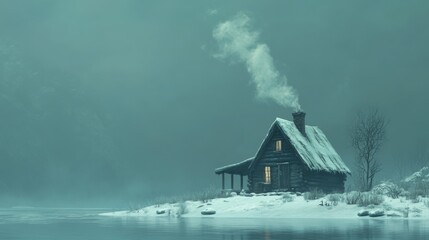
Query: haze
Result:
<box><xmin>0</xmin><ymin>0</ymin><xmax>428</xmax><ymax>207</ymax></box>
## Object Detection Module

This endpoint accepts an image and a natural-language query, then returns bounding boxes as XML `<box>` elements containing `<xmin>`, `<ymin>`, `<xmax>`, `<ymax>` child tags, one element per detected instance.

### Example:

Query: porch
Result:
<box><xmin>215</xmin><ymin>157</ymin><xmax>253</xmax><ymax>191</ymax></box>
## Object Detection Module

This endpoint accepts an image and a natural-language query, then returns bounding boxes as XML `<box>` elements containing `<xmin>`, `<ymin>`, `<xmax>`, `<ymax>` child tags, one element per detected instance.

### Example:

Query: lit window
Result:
<box><xmin>275</xmin><ymin>140</ymin><xmax>282</xmax><ymax>152</ymax></box>
<box><xmin>264</xmin><ymin>166</ymin><xmax>271</xmax><ymax>184</ymax></box>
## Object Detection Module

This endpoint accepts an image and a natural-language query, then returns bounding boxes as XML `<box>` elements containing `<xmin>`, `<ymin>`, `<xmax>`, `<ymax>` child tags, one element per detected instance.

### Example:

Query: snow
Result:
<box><xmin>215</xmin><ymin>117</ymin><xmax>350</xmax><ymax>175</ymax></box>
<box><xmin>275</xmin><ymin>118</ymin><xmax>350</xmax><ymax>174</ymax></box>
<box><xmin>214</xmin><ymin>157</ymin><xmax>253</xmax><ymax>174</ymax></box>
<box><xmin>100</xmin><ymin>193</ymin><xmax>429</xmax><ymax>219</ymax></box>
<box><xmin>404</xmin><ymin>167</ymin><xmax>429</xmax><ymax>183</ymax></box>
<box><xmin>368</xmin><ymin>209</ymin><xmax>384</xmax><ymax>217</ymax></box>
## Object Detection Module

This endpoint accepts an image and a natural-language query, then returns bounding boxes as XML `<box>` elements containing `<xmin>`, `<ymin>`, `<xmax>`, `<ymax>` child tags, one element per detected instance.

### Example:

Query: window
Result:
<box><xmin>264</xmin><ymin>166</ymin><xmax>271</xmax><ymax>184</ymax></box>
<box><xmin>275</xmin><ymin>140</ymin><xmax>282</xmax><ymax>152</ymax></box>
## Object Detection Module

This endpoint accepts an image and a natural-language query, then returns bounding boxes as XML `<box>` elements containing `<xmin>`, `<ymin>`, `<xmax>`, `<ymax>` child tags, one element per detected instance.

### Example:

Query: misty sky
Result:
<box><xmin>1</xmin><ymin>0</ymin><xmax>428</xmax><ymax>207</ymax></box>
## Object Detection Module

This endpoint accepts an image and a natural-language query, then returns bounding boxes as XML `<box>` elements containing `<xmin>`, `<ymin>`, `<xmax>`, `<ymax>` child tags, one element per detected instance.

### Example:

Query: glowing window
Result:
<box><xmin>264</xmin><ymin>166</ymin><xmax>271</xmax><ymax>184</ymax></box>
<box><xmin>275</xmin><ymin>140</ymin><xmax>282</xmax><ymax>152</ymax></box>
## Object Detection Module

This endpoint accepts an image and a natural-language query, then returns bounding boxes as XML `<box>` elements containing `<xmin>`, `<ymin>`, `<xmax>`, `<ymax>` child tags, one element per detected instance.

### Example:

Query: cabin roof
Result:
<box><xmin>267</xmin><ymin>118</ymin><xmax>350</xmax><ymax>174</ymax></box>
<box><xmin>215</xmin><ymin>157</ymin><xmax>254</xmax><ymax>175</ymax></box>
<box><xmin>215</xmin><ymin>117</ymin><xmax>351</xmax><ymax>175</ymax></box>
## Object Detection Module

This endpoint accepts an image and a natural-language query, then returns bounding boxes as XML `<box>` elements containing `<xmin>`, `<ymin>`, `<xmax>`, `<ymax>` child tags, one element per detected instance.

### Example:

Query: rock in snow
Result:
<box><xmin>386</xmin><ymin>211</ymin><xmax>402</xmax><ymax>217</ymax></box>
<box><xmin>369</xmin><ymin>209</ymin><xmax>384</xmax><ymax>217</ymax></box>
<box><xmin>156</xmin><ymin>210</ymin><xmax>166</xmax><ymax>215</ymax></box>
<box><xmin>201</xmin><ymin>208</ymin><xmax>216</xmax><ymax>215</ymax></box>
<box><xmin>357</xmin><ymin>210</ymin><xmax>369</xmax><ymax>217</ymax></box>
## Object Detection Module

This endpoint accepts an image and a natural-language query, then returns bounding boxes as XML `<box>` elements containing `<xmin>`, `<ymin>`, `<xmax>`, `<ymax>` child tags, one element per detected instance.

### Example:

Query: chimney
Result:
<box><xmin>292</xmin><ymin>111</ymin><xmax>306</xmax><ymax>136</ymax></box>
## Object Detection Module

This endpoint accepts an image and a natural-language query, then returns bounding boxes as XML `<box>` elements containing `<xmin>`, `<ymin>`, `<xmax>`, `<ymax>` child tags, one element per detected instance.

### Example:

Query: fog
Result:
<box><xmin>0</xmin><ymin>0</ymin><xmax>428</xmax><ymax>207</ymax></box>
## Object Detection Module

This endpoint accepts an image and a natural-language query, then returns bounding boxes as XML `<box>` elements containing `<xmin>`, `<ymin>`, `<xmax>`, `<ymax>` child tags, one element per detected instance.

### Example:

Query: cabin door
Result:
<box><xmin>279</xmin><ymin>164</ymin><xmax>291</xmax><ymax>189</ymax></box>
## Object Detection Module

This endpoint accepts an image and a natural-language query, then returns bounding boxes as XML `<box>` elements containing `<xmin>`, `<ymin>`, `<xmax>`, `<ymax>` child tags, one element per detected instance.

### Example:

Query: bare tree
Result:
<box><xmin>351</xmin><ymin>108</ymin><xmax>387</xmax><ymax>191</ymax></box>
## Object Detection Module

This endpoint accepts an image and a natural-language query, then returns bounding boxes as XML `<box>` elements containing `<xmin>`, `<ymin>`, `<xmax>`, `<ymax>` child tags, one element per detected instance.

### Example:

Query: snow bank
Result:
<box><xmin>404</xmin><ymin>167</ymin><xmax>429</xmax><ymax>183</ymax></box>
<box><xmin>101</xmin><ymin>193</ymin><xmax>429</xmax><ymax>219</ymax></box>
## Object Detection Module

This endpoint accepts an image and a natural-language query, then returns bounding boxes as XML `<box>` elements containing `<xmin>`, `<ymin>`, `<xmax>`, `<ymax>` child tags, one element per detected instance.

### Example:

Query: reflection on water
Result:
<box><xmin>0</xmin><ymin>208</ymin><xmax>428</xmax><ymax>240</ymax></box>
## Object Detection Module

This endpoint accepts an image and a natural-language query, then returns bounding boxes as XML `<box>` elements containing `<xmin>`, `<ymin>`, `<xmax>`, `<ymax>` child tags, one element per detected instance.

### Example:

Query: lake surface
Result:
<box><xmin>0</xmin><ymin>208</ymin><xmax>428</xmax><ymax>240</ymax></box>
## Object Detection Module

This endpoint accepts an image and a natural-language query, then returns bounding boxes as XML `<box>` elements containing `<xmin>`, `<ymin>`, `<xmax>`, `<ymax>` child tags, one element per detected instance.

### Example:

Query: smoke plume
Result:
<box><xmin>213</xmin><ymin>13</ymin><xmax>301</xmax><ymax>111</ymax></box>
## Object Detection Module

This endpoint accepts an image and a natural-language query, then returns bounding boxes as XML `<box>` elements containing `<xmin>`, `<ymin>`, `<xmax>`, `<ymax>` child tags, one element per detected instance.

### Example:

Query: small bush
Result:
<box><xmin>150</xmin><ymin>187</ymin><xmax>226</xmax><ymax>206</ymax></box>
<box><xmin>407</xmin><ymin>194</ymin><xmax>422</xmax><ymax>203</ymax></box>
<box><xmin>176</xmin><ymin>202</ymin><xmax>188</xmax><ymax>217</ymax></box>
<box><xmin>327</xmin><ymin>193</ymin><xmax>344</xmax><ymax>206</ymax></box>
<box><xmin>357</xmin><ymin>192</ymin><xmax>384</xmax><ymax>207</ymax></box>
<box><xmin>399</xmin><ymin>190</ymin><xmax>410</xmax><ymax>198</ymax></box>
<box><xmin>366</xmin><ymin>204</ymin><xmax>376</xmax><ymax>209</ymax></box>
<box><xmin>401</xmin><ymin>207</ymin><xmax>410</xmax><ymax>218</ymax></box>
<box><xmin>282</xmin><ymin>193</ymin><xmax>295</xmax><ymax>203</ymax></box>
<box><xmin>372</xmin><ymin>181</ymin><xmax>404</xmax><ymax>199</ymax></box>
<box><xmin>303</xmin><ymin>189</ymin><xmax>325</xmax><ymax>200</ymax></box>
<box><xmin>127</xmin><ymin>203</ymin><xmax>142</xmax><ymax>212</ymax></box>
<box><xmin>345</xmin><ymin>191</ymin><xmax>362</xmax><ymax>205</ymax></box>
<box><xmin>410</xmin><ymin>207</ymin><xmax>422</xmax><ymax>213</ymax></box>
<box><xmin>193</xmin><ymin>187</ymin><xmax>226</xmax><ymax>203</ymax></box>
<box><xmin>381</xmin><ymin>203</ymin><xmax>393</xmax><ymax>211</ymax></box>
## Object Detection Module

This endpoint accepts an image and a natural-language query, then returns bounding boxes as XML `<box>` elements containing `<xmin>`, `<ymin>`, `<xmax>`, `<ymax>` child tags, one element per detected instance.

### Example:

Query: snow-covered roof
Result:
<box><xmin>215</xmin><ymin>117</ymin><xmax>350</xmax><ymax>175</ymax></box>
<box><xmin>250</xmin><ymin>118</ymin><xmax>350</xmax><ymax>174</ymax></box>
<box><xmin>215</xmin><ymin>157</ymin><xmax>254</xmax><ymax>175</ymax></box>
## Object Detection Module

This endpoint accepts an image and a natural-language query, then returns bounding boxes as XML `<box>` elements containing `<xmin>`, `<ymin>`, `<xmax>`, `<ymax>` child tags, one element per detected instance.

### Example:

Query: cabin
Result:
<box><xmin>215</xmin><ymin>112</ymin><xmax>351</xmax><ymax>193</ymax></box>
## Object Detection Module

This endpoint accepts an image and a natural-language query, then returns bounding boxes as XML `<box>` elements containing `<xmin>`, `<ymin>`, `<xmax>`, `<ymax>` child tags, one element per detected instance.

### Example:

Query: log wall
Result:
<box><xmin>248</xmin><ymin>123</ymin><xmax>347</xmax><ymax>193</ymax></box>
<box><xmin>248</xmin><ymin>125</ymin><xmax>305</xmax><ymax>192</ymax></box>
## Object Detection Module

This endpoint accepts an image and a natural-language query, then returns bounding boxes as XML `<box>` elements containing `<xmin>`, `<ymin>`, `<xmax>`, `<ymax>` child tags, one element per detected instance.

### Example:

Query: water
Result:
<box><xmin>0</xmin><ymin>208</ymin><xmax>428</xmax><ymax>240</ymax></box>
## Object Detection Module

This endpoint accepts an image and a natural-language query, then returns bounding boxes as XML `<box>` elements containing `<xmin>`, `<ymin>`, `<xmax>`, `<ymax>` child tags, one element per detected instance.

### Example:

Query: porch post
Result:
<box><xmin>231</xmin><ymin>174</ymin><xmax>234</xmax><ymax>190</ymax></box>
<box><xmin>222</xmin><ymin>173</ymin><xmax>225</xmax><ymax>190</ymax></box>
<box><xmin>240</xmin><ymin>174</ymin><xmax>243</xmax><ymax>190</ymax></box>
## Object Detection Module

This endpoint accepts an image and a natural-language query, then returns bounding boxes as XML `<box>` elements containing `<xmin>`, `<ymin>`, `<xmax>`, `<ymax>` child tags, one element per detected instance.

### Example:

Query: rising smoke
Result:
<box><xmin>213</xmin><ymin>13</ymin><xmax>301</xmax><ymax>111</ymax></box>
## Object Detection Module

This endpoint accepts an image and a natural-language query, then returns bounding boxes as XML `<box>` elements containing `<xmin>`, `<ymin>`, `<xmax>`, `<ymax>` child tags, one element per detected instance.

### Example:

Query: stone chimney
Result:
<box><xmin>292</xmin><ymin>111</ymin><xmax>306</xmax><ymax>136</ymax></box>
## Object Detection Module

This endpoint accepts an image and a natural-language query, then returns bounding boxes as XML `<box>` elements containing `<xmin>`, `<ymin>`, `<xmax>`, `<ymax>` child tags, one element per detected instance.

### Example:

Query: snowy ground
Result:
<box><xmin>101</xmin><ymin>193</ymin><xmax>429</xmax><ymax>219</ymax></box>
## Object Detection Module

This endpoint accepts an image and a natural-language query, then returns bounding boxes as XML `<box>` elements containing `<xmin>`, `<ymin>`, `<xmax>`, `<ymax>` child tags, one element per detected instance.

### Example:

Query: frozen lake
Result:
<box><xmin>0</xmin><ymin>208</ymin><xmax>428</xmax><ymax>240</ymax></box>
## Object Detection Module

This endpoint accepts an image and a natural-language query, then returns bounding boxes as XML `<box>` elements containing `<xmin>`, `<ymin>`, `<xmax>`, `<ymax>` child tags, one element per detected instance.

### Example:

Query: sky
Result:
<box><xmin>0</xmin><ymin>0</ymin><xmax>428</xmax><ymax>207</ymax></box>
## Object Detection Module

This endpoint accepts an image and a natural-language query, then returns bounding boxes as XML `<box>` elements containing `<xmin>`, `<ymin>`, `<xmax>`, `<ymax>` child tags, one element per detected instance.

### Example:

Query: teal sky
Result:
<box><xmin>1</xmin><ymin>0</ymin><xmax>428</xmax><ymax>207</ymax></box>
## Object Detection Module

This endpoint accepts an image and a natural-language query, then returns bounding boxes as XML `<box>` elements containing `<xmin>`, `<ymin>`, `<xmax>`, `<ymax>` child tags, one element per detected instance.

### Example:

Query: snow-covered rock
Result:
<box><xmin>369</xmin><ymin>209</ymin><xmax>384</xmax><ymax>217</ymax></box>
<box><xmin>357</xmin><ymin>210</ymin><xmax>369</xmax><ymax>217</ymax></box>
<box><xmin>156</xmin><ymin>209</ymin><xmax>166</xmax><ymax>215</ymax></box>
<box><xmin>386</xmin><ymin>211</ymin><xmax>402</xmax><ymax>217</ymax></box>
<box><xmin>201</xmin><ymin>208</ymin><xmax>216</xmax><ymax>215</ymax></box>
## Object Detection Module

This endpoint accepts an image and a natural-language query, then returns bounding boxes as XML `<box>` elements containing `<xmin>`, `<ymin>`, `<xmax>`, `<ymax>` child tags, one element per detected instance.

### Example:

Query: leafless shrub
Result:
<box><xmin>176</xmin><ymin>202</ymin><xmax>188</xmax><ymax>217</ymax></box>
<box><xmin>372</xmin><ymin>181</ymin><xmax>404</xmax><ymax>199</ymax></box>
<box><xmin>357</xmin><ymin>192</ymin><xmax>384</xmax><ymax>207</ymax></box>
<box><xmin>345</xmin><ymin>191</ymin><xmax>362</xmax><ymax>205</ymax></box>
<box><xmin>410</xmin><ymin>207</ymin><xmax>422</xmax><ymax>213</ymax></box>
<box><xmin>282</xmin><ymin>193</ymin><xmax>295</xmax><ymax>203</ymax></box>
<box><xmin>303</xmin><ymin>189</ymin><xmax>325</xmax><ymax>200</ymax></box>
<box><xmin>327</xmin><ymin>193</ymin><xmax>344</xmax><ymax>206</ymax></box>
<box><xmin>190</xmin><ymin>187</ymin><xmax>226</xmax><ymax>203</ymax></box>
<box><xmin>149</xmin><ymin>187</ymin><xmax>227</xmax><ymax>206</ymax></box>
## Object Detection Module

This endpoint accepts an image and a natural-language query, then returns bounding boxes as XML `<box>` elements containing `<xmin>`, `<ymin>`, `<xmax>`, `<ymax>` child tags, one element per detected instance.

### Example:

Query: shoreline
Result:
<box><xmin>100</xmin><ymin>194</ymin><xmax>429</xmax><ymax>220</ymax></box>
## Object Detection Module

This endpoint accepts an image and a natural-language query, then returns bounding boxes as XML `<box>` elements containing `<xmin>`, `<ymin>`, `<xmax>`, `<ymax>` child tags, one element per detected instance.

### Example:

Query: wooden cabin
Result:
<box><xmin>215</xmin><ymin>112</ymin><xmax>351</xmax><ymax>193</ymax></box>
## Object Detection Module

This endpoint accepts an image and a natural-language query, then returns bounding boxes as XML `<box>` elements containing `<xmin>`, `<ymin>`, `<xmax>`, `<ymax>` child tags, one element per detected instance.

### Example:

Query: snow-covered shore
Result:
<box><xmin>100</xmin><ymin>193</ymin><xmax>429</xmax><ymax>219</ymax></box>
